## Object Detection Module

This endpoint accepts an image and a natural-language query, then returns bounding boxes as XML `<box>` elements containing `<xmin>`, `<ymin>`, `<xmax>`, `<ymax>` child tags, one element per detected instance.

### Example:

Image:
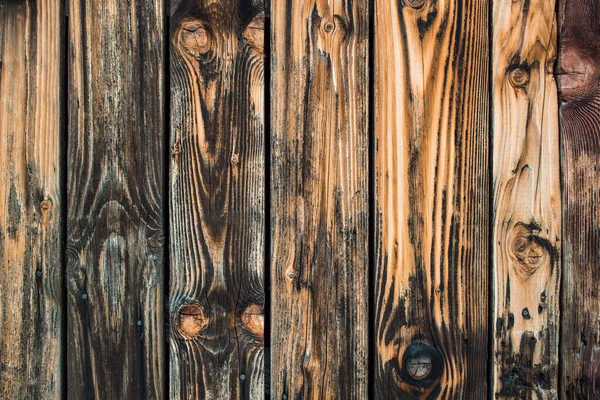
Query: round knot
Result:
<box><xmin>179</xmin><ymin>20</ymin><xmax>211</xmax><ymax>58</ymax></box>
<box><xmin>509</xmin><ymin>68</ymin><xmax>530</xmax><ymax>88</ymax></box>
<box><xmin>177</xmin><ymin>304</ymin><xmax>208</xmax><ymax>338</ymax></box>
<box><xmin>323</xmin><ymin>22</ymin><xmax>335</xmax><ymax>32</ymax></box>
<box><xmin>40</xmin><ymin>199</ymin><xmax>52</xmax><ymax>212</ymax></box>
<box><xmin>509</xmin><ymin>224</ymin><xmax>548</xmax><ymax>276</ymax></box>
<box><xmin>241</xmin><ymin>304</ymin><xmax>264</xmax><ymax>338</ymax></box>
<box><xmin>403</xmin><ymin>0</ymin><xmax>426</xmax><ymax>8</ymax></box>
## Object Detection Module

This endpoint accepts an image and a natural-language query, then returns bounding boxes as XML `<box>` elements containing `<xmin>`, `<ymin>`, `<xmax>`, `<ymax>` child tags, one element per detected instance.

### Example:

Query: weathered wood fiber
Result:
<box><xmin>0</xmin><ymin>1</ymin><xmax>63</xmax><ymax>398</ymax></box>
<box><xmin>492</xmin><ymin>0</ymin><xmax>561</xmax><ymax>397</ymax></box>
<box><xmin>169</xmin><ymin>0</ymin><xmax>265</xmax><ymax>398</ymax></box>
<box><xmin>66</xmin><ymin>0</ymin><xmax>165</xmax><ymax>398</ymax></box>
<box><xmin>374</xmin><ymin>0</ymin><xmax>490</xmax><ymax>397</ymax></box>
<box><xmin>557</xmin><ymin>0</ymin><xmax>600</xmax><ymax>397</ymax></box>
<box><xmin>270</xmin><ymin>0</ymin><xmax>369</xmax><ymax>398</ymax></box>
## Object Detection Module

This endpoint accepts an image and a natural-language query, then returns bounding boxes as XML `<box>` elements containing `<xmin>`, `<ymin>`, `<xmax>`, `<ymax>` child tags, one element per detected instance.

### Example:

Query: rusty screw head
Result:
<box><xmin>403</xmin><ymin>0</ymin><xmax>426</xmax><ymax>8</ymax></box>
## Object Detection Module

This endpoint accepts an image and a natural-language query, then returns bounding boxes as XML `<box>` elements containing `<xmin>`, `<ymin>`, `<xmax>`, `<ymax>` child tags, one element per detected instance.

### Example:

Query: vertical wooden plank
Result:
<box><xmin>66</xmin><ymin>0</ymin><xmax>165</xmax><ymax>397</ymax></box>
<box><xmin>492</xmin><ymin>0</ymin><xmax>561</xmax><ymax>397</ymax></box>
<box><xmin>557</xmin><ymin>0</ymin><xmax>600</xmax><ymax>397</ymax></box>
<box><xmin>0</xmin><ymin>1</ymin><xmax>63</xmax><ymax>398</ymax></box>
<box><xmin>374</xmin><ymin>0</ymin><xmax>490</xmax><ymax>397</ymax></box>
<box><xmin>169</xmin><ymin>1</ymin><xmax>265</xmax><ymax>398</ymax></box>
<box><xmin>270</xmin><ymin>0</ymin><xmax>369</xmax><ymax>398</ymax></box>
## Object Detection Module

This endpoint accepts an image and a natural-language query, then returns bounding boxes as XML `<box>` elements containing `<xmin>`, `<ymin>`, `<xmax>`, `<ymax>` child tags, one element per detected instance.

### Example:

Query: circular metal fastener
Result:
<box><xmin>82</xmin><ymin>293</ymin><xmax>88</xmax><ymax>300</ymax></box>
<box><xmin>240</xmin><ymin>373</ymin><xmax>246</xmax><ymax>381</ymax></box>
<box><xmin>403</xmin><ymin>0</ymin><xmax>426</xmax><ymax>8</ymax></box>
<box><xmin>401</xmin><ymin>342</ymin><xmax>443</xmax><ymax>387</ymax></box>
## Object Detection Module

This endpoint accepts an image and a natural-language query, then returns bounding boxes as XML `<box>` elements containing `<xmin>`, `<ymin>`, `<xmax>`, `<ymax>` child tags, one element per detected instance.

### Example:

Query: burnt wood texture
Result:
<box><xmin>66</xmin><ymin>0</ymin><xmax>166</xmax><ymax>398</ymax></box>
<box><xmin>558</xmin><ymin>0</ymin><xmax>600</xmax><ymax>397</ymax></box>
<box><xmin>373</xmin><ymin>0</ymin><xmax>490</xmax><ymax>397</ymax></box>
<box><xmin>492</xmin><ymin>0</ymin><xmax>561</xmax><ymax>397</ymax></box>
<box><xmin>2</xmin><ymin>0</ymin><xmax>600</xmax><ymax>398</ymax></box>
<box><xmin>169</xmin><ymin>0</ymin><xmax>266</xmax><ymax>398</ymax></box>
<box><xmin>0</xmin><ymin>1</ymin><xmax>63</xmax><ymax>398</ymax></box>
<box><xmin>270</xmin><ymin>0</ymin><xmax>369</xmax><ymax>398</ymax></box>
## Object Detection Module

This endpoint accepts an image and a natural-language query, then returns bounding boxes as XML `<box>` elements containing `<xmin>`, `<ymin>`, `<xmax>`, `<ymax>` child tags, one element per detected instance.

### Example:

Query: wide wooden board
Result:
<box><xmin>491</xmin><ymin>0</ymin><xmax>561</xmax><ymax>397</ymax></box>
<box><xmin>66</xmin><ymin>0</ymin><xmax>166</xmax><ymax>397</ymax></box>
<box><xmin>373</xmin><ymin>0</ymin><xmax>490</xmax><ymax>397</ymax></box>
<box><xmin>270</xmin><ymin>0</ymin><xmax>369</xmax><ymax>398</ymax></box>
<box><xmin>557</xmin><ymin>0</ymin><xmax>600</xmax><ymax>397</ymax></box>
<box><xmin>168</xmin><ymin>0</ymin><xmax>266</xmax><ymax>398</ymax></box>
<box><xmin>0</xmin><ymin>1</ymin><xmax>63</xmax><ymax>398</ymax></box>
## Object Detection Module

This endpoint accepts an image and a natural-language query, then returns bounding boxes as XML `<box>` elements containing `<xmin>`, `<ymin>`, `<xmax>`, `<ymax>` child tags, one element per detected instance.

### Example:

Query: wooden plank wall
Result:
<box><xmin>1</xmin><ymin>0</ymin><xmax>600</xmax><ymax>398</ymax></box>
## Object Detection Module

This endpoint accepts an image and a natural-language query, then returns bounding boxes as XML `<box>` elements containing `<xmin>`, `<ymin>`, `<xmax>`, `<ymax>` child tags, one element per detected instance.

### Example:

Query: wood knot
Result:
<box><xmin>401</xmin><ymin>342</ymin><xmax>443</xmax><ymax>387</ymax></box>
<box><xmin>177</xmin><ymin>304</ymin><xmax>208</xmax><ymax>338</ymax></box>
<box><xmin>323</xmin><ymin>21</ymin><xmax>335</xmax><ymax>33</ymax></box>
<box><xmin>40</xmin><ymin>199</ymin><xmax>52</xmax><ymax>212</ymax></box>
<box><xmin>241</xmin><ymin>304</ymin><xmax>264</xmax><ymax>338</ymax></box>
<box><xmin>509</xmin><ymin>224</ymin><xmax>549</xmax><ymax>277</ymax></box>
<box><xmin>403</xmin><ymin>0</ymin><xmax>426</xmax><ymax>8</ymax></box>
<box><xmin>171</xmin><ymin>143</ymin><xmax>182</xmax><ymax>156</ymax></box>
<box><xmin>509</xmin><ymin>68</ymin><xmax>530</xmax><ymax>88</ymax></box>
<box><xmin>179</xmin><ymin>20</ymin><xmax>211</xmax><ymax>59</ymax></box>
<box><xmin>243</xmin><ymin>16</ymin><xmax>264</xmax><ymax>54</ymax></box>
<box><xmin>557</xmin><ymin>48</ymin><xmax>598</xmax><ymax>101</ymax></box>
<box><xmin>231</xmin><ymin>153</ymin><xmax>239</xmax><ymax>164</ymax></box>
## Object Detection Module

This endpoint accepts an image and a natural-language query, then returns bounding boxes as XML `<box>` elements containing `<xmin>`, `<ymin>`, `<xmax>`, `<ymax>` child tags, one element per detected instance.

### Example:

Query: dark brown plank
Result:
<box><xmin>168</xmin><ymin>1</ymin><xmax>266</xmax><ymax>398</ymax></box>
<box><xmin>491</xmin><ymin>0</ymin><xmax>561</xmax><ymax>397</ymax></box>
<box><xmin>558</xmin><ymin>0</ymin><xmax>600</xmax><ymax>397</ymax></box>
<box><xmin>270</xmin><ymin>0</ymin><xmax>369</xmax><ymax>398</ymax></box>
<box><xmin>0</xmin><ymin>1</ymin><xmax>63</xmax><ymax>398</ymax></box>
<box><xmin>66</xmin><ymin>0</ymin><xmax>166</xmax><ymax>397</ymax></box>
<box><xmin>373</xmin><ymin>0</ymin><xmax>490</xmax><ymax>397</ymax></box>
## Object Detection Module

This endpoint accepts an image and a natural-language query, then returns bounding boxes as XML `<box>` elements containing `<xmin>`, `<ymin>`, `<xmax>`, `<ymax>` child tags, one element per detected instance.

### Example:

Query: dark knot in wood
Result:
<box><xmin>509</xmin><ymin>68</ymin><xmax>530</xmax><ymax>88</ymax></box>
<box><xmin>179</xmin><ymin>20</ymin><xmax>211</xmax><ymax>59</ymax></box>
<box><xmin>401</xmin><ymin>342</ymin><xmax>443</xmax><ymax>387</ymax></box>
<box><xmin>509</xmin><ymin>224</ymin><xmax>548</xmax><ymax>277</ymax></box>
<box><xmin>323</xmin><ymin>22</ymin><xmax>335</xmax><ymax>33</ymax></box>
<box><xmin>177</xmin><ymin>304</ymin><xmax>208</xmax><ymax>338</ymax></box>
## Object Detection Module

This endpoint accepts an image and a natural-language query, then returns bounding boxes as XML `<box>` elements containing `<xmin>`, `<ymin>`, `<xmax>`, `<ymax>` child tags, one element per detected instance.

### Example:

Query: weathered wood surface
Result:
<box><xmin>492</xmin><ymin>0</ymin><xmax>561</xmax><ymax>397</ymax></box>
<box><xmin>0</xmin><ymin>1</ymin><xmax>63</xmax><ymax>398</ymax></box>
<box><xmin>557</xmin><ymin>0</ymin><xmax>600</xmax><ymax>397</ymax></box>
<box><xmin>169</xmin><ymin>0</ymin><xmax>266</xmax><ymax>398</ymax></box>
<box><xmin>373</xmin><ymin>0</ymin><xmax>490</xmax><ymax>397</ymax></box>
<box><xmin>66</xmin><ymin>0</ymin><xmax>166</xmax><ymax>398</ymax></box>
<box><xmin>270</xmin><ymin>0</ymin><xmax>369</xmax><ymax>398</ymax></box>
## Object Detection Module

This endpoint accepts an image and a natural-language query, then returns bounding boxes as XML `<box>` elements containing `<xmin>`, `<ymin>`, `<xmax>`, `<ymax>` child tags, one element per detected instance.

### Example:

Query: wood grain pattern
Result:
<box><xmin>270</xmin><ymin>0</ymin><xmax>369</xmax><ymax>398</ymax></box>
<box><xmin>557</xmin><ymin>0</ymin><xmax>600</xmax><ymax>397</ymax></box>
<box><xmin>66</xmin><ymin>0</ymin><xmax>165</xmax><ymax>398</ymax></box>
<box><xmin>374</xmin><ymin>0</ymin><xmax>490</xmax><ymax>397</ymax></box>
<box><xmin>168</xmin><ymin>1</ymin><xmax>265</xmax><ymax>398</ymax></box>
<box><xmin>491</xmin><ymin>0</ymin><xmax>561</xmax><ymax>397</ymax></box>
<box><xmin>0</xmin><ymin>1</ymin><xmax>63</xmax><ymax>398</ymax></box>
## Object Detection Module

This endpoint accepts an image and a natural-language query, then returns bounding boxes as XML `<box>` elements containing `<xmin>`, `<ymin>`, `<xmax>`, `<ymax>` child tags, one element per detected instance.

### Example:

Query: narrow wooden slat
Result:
<box><xmin>270</xmin><ymin>0</ymin><xmax>369</xmax><ymax>397</ymax></box>
<box><xmin>168</xmin><ymin>1</ymin><xmax>265</xmax><ymax>398</ymax></box>
<box><xmin>0</xmin><ymin>1</ymin><xmax>63</xmax><ymax>398</ymax></box>
<box><xmin>373</xmin><ymin>0</ymin><xmax>490</xmax><ymax>397</ymax></box>
<box><xmin>66</xmin><ymin>0</ymin><xmax>165</xmax><ymax>397</ymax></box>
<box><xmin>491</xmin><ymin>0</ymin><xmax>561</xmax><ymax>397</ymax></box>
<box><xmin>557</xmin><ymin>0</ymin><xmax>600</xmax><ymax>396</ymax></box>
